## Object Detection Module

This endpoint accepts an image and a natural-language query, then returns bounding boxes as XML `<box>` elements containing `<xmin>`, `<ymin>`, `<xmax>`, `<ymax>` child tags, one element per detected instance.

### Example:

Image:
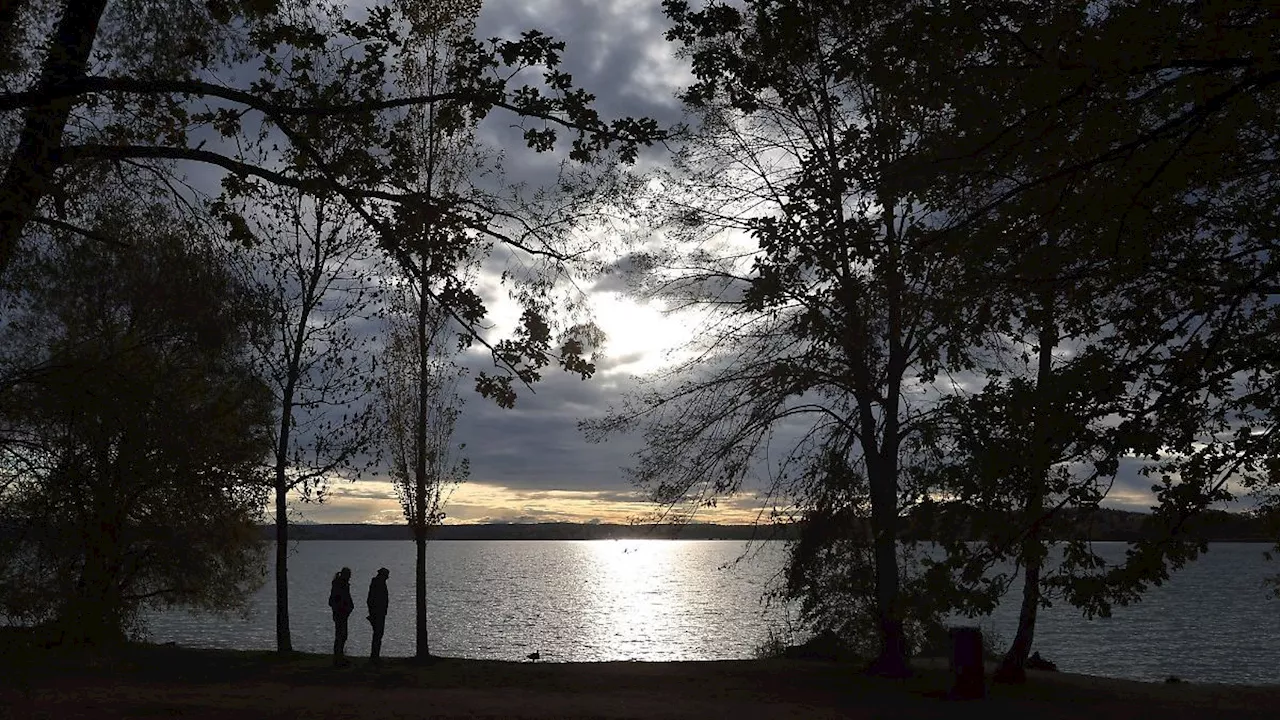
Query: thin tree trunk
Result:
<box><xmin>0</xmin><ymin>0</ymin><xmax>109</xmax><ymax>276</ymax></box>
<box><xmin>863</xmin><ymin>204</ymin><xmax>910</xmax><ymax>678</ymax></box>
<box><xmin>273</xmin><ymin>304</ymin><xmax>310</xmax><ymax>653</ymax></box>
<box><xmin>415</xmin><ymin>526</ymin><xmax>428</xmax><ymax>657</ymax></box>
<box><xmin>414</xmin><ymin>261</ymin><xmax>431</xmax><ymax>659</ymax></box>
<box><xmin>997</xmin><ymin>293</ymin><xmax>1057</xmax><ymax>683</ymax></box>
<box><xmin>273</xmin><ymin>478</ymin><xmax>292</xmax><ymax>653</ymax></box>
<box><xmin>273</xmin><ymin>382</ymin><xmax>296</xmax><ymax>653</ymax></box>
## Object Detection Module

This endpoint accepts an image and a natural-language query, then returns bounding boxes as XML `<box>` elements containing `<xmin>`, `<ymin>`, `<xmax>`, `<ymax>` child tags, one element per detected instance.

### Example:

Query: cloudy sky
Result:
<box><xmin>291</xmin><ymin>0</ymin><xmax>716</xmax><ymax>525</ymax></box>
<box><xmin>287</xmin><ymin>0</ymin><xmax>1219</xmax><ymax>526</ymax></box>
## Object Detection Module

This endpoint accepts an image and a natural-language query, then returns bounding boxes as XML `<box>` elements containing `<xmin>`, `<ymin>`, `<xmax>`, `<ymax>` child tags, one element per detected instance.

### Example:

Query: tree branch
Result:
<box><xmin>0</xmin><ymin>75</ymin><xmax>667</xmax><ymax>145</ymax></box>
<box><xmin>28</xmin><ymin>215</ymin><xmax>130</xmax><ymax>248</ymax></box>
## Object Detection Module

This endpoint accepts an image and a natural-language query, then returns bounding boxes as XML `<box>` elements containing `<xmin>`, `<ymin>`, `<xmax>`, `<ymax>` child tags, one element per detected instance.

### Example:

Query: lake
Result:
<box><xmin>141</xmin><ymin>540</ymin><xmax>1280</xmax><ymax>685</ymax></box>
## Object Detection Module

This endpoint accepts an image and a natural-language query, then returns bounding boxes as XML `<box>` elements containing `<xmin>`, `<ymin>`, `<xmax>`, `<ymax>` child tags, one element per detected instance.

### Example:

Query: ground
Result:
<box><xmin>2</xmin><ymin>638</ymin><xmax>1279</xmax><ymax>719</ymax></box>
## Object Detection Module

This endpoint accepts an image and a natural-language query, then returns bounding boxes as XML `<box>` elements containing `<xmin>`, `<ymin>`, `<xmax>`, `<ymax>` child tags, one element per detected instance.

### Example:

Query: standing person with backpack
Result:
<box><xmin>366</xmin><ymin>568</ymin><xmax>390</xmax><ymax>665</ymax></box>
<box><xmin>328</xmin><ymin>567</ymin><xmax>354</xmax><ymax>667</ymax></box>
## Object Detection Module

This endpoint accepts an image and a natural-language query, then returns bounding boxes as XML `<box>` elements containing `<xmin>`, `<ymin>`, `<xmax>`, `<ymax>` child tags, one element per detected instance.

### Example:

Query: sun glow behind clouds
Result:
<box><xmin>283</xmin><ymin>479</ymin><xmax>774</xmax><ymax>526</ymax></box>
<box><xmin>591</xmin><ymin>291</ymin><xmax>700</xmax><ymax>375</ymax></box>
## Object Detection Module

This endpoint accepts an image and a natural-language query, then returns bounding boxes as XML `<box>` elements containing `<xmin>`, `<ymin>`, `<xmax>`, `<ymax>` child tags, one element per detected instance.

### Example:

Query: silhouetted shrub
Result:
<box><xmin>752</xmin><ymin>629</ymin><xmax>790</xmax><ymax>659</ymax></box>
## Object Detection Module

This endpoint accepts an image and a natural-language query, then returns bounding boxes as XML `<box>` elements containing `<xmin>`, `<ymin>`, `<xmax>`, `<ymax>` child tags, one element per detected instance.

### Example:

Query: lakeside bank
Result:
<box><xmin>2</xmin><ymin>638</ymin><xmax>1278</xmax><ymax>719</ymax></box>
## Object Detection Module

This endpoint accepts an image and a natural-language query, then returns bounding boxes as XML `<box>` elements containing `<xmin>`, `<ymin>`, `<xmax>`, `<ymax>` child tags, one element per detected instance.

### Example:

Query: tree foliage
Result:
<box><xmin>1</xmin><ymin>0</ymin><xmax>665</xmax><ymax>405</ymax></box>
<box><xmin>384</xmin><ymin>288</ymin><xmax>468</xmax><ymax>535</ymax></box>
<box><xmin>594</xmin><ymin>0</ymin><xmax>1280</xmax><ymax>673</ymax></box>
<box><xmin>884</xmin><ymin>0</ymin><xmax>1280</xmax><ymax>678</ymax></box>
<box><xmin>0</xmin><ymin>196</ymin><xmax>272</xmax><ymax>644</ymax></box>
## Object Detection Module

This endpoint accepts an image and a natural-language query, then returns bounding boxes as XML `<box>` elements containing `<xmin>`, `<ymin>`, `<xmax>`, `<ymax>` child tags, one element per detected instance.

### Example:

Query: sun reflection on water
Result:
<box><xmin>579</xmin><ymin>540</ymin><xmax>716</xmax><ymax>662</ymax></box>
<box><xmin>141</xmin><ymin>539</ymin><xmax>797</xmax><ymax>664</ymax></box>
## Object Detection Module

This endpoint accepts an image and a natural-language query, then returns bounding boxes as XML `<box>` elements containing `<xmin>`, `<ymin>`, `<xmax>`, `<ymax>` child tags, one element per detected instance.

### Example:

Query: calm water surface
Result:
<box><xmin>141</xmin><ymin>540</ymin><xmax>1280</xmax><ymax>685</ymax></box>
<box><xmin>146</xmin><ymin>540</ymin><xmax>789</xmax><ymax>663</ymax></box>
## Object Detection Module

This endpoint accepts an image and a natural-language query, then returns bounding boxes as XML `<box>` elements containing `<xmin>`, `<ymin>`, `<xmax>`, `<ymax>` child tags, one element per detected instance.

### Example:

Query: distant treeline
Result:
<box><xmin>900</xmin><ymin>506</ymin><xmax>1277</xmax><ymax>543</ymax></box>
<box><xmin>261</xmin><ymin>508</ymin><xmax>1276</xmax><ymax>542</ymax></box>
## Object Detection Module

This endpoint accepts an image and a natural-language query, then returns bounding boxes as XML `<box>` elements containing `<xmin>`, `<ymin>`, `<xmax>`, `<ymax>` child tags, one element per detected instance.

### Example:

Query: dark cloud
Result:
<box><xmin>477</xmin><ymin>0</ymin><xmax>685</xmax><ymax>120</ymax></box>
<box><xmin>323</xmin><ymin>483</ymin><xmax>397</xmax><ymax>502</ymax></box>
<box><xmin>596</xmin><ymin>350</ymin><xmax>646</xmax><ymax>372</ymax></box>
<box><xmin>453</xmin><ymin>348</ymin><xmax>648</xmax><ymax>492</ymax></box>
<box><xmin>587</xmin><ymin>251</ymin><xmax>658</xmax><ymax>294</ymax></box>
<box><xmin>471</xmin><ymin>0</ymin><xmax>686</xmax><ymax>189</ymax></box>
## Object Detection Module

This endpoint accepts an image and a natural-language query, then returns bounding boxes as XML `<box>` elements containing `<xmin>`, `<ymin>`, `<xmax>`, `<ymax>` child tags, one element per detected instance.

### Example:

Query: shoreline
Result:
<box><xmin>243</xmin><ymin>520</ymin><xmax>1279</xmax><ymax>543</ymax></box>
<box><xmin>3</xmin><ymin>639</ymin><xmax>1278</xmax><ymax>719</ymax></box>
<box><xmin>6</xmin><ymin>623</ymin><xmax>1275</xmax><ymax>687</ymax></box>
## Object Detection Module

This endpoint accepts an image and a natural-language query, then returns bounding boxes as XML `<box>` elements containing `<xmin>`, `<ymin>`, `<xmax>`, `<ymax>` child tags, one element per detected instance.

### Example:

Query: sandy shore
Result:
<box><xmin>3</xmin><ymin>641</ymin><xmax>1278</xmax><ymax>719</ymax></box>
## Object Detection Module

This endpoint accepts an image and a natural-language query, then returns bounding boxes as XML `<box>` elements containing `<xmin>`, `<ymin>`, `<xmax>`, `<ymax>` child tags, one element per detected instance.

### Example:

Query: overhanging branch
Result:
<box><xmin>0</xmin><ymin>75</ymin><xmax>667</xmax><ymax>145</ymax></box>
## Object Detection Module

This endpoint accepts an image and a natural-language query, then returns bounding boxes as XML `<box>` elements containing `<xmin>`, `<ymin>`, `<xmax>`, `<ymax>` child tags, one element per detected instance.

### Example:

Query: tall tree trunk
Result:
<box><xmin>273</xmin><ymin>478</ymin><xmax>292</xmax><ymax>652</ymax></box>
<box><xmin>413</xmin><ymin>262</ymin><xmax>431</xmax><ymax>659</ymax></box>
<box><xmin>273</xmin><ymin>386</ymin><xmax>296</xmax><ymax>653</ymax></box>
<box><xmin>862</xmin><ymin>203</ymin><xmax>910</xmax><ymax>678</ymax></box>
<box><xmin>64</xmin><ymin>518</ymin><xmax>125</xmax><ymax>645</ymax></box>
<box><xmin>273</xmin><ymin>315</ymin><xmax>308</xmax><ymax>653</ymax></box>
<box><xmin>997</xmin><ymin>293</ymin><xmax>1057</xmax><ymax>683</ymax></box>
<box><xmin>867</xmin><ymin>452</ymin><xmax>909</xmax><ymax>676</ymax></box>
<box><xmin>415</xmin><ymin>525</ymin><xmax>428</xmax><ymax>657</ymax></box>
<box><xmin>999</xmin><ymin>553</ymin><xmax>1042</xmax><ymax>682</ymax></box>
<box><xmin>862</xmin><ymin>391</ymin><xmax>909</xmax><ymax>677</ymax></box>
<box><xmin>0</xmin><ymin>0</ymin><xmax>109</xmax><ymax>276</ymax></box>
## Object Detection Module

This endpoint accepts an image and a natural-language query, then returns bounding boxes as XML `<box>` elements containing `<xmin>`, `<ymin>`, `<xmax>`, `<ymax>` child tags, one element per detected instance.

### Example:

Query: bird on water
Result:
<box><xmin>526</xmin><ymin>651</ymin><xmax>540</xmax><ymax>661</ymax></box>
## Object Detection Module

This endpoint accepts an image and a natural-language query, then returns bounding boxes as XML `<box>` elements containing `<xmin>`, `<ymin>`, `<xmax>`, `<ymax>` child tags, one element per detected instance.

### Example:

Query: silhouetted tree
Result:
<box><xmin>383</xmin><ymin>282</ymin><xmax>468</xmax><ymax>660</ymax></box>
<box><xmin>0</xmin><ymin>195</ymin><xmax>272</xmax><ymax>644</ymax></box>
<box><xmin>588</xmin><ymin>0</ymin><xmax>990</xmax><ymax>676</ymax></box>
<box><xmin>226</xmin><ymin>183</ymin><xmax>381</xmax><ymax>654</ymax></box>
<box><xmin>891</xmin><ymin>1</ymin><xmax>1280</xmax><ymax>681</ymax></box>
<box><xmin>379</xmin><ymin>0</ymin><xmax>477</xmax><ymax>661</ymax></box>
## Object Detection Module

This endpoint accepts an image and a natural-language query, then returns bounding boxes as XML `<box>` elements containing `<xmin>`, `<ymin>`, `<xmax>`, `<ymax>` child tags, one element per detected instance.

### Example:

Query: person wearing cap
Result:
<box><xmin>328</xmin><ymin>567</ymin><xmax>354</xmax><ymax>667</ymax></box>
<box><xmin>366</xmin><ymin>568</ymin><xmax>390</xmax><ymax>664</ymax></box>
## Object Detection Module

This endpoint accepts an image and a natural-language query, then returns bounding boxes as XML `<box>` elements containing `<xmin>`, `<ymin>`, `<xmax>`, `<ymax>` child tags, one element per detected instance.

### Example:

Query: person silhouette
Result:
<box><xmin>366</xmin><ymin>568</ymin><xmax>390</xmax><ymax>664</ymax></box>
<box><xmin>328</xmin><ymin>567</ymin><xmax>354</xmax><ymax>667</ymax></box>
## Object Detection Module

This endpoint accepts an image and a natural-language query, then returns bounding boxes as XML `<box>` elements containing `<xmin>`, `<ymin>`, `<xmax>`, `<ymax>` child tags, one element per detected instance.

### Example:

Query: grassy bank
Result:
<box><xmin>2</xmin><ymin>632</ymin><xmax>1278</xmax><ymax>719</ymax></box>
